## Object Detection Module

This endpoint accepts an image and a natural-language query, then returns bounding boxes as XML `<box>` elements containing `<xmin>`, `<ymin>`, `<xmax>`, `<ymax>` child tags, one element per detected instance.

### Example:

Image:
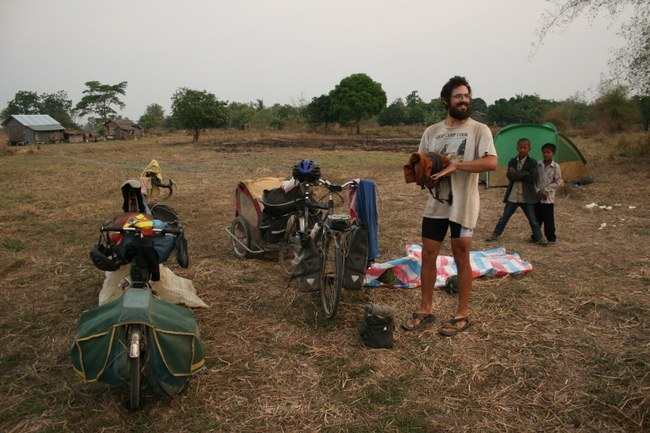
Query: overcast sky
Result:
<box><xmin>0</xmin><ymin>0</ymin><xmax>629</xmax><ymax>121</ymax></box>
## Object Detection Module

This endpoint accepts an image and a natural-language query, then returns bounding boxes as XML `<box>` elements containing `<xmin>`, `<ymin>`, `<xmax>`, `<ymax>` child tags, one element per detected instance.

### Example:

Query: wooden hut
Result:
<box><xmin>64</xmin><ymin>130</ymin><xmax>85</xmax><ymax>143</ymax></box>
<box><xmin>104</xmin><ymin>119</ymin><xmax>142</xmax><ymax>140</ymax></box>
<box><xmin>2</xmin><ymin>114</ymin><xmax>65</xmax><ymax>145</ymax></box>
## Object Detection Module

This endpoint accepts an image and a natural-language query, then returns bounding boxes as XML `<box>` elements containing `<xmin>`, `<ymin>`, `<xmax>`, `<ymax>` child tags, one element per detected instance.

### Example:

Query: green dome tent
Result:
<box><xmin>482</xmin><ymin>122</ymin><xmax>591</xmax><ymax>188</ymax></box>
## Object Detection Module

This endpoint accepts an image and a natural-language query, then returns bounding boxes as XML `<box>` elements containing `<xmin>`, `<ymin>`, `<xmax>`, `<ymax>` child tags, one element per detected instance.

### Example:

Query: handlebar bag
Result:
<box><xmin>115</xmin><ymin>234</ymin><xmax>175</xmax><ymax>266</ymax></box>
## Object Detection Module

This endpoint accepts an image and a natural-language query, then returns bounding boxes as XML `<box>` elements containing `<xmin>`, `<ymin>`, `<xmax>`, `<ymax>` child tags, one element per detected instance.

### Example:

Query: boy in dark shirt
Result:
<box><xmin>485</xmin><ymin>138</ymin><xmax>547</xmax><ymax>246</ymax></box>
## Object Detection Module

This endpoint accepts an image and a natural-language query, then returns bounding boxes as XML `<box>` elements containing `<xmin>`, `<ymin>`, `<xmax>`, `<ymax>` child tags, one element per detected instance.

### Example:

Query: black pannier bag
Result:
<box><xmin>292</xmin><ymin>236</ymin><xmax>321</xmax><ymax>292</ymax></box>
<box><xmin>359</xmin><ymin>303</ymin><xmax>395</xmax><ymax>349</ymax></box>
<box><xmin>259</xmin><ymin>210</ymin><xmax>290</xmax><ymax>245</ymax></box>
<box><xmin>343</xmin><ymin>224</ymin><xmax>369</xmax><ymax>290</ymax></box>
<box><xmin>261</xmin><ymin>187</ymin><xmax>301</xmax><ymax>218</ymax></box>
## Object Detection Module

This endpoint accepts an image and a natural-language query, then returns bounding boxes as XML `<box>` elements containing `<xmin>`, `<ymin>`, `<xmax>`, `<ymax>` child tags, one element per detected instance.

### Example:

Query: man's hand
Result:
<box><xmin>431</xmin><ymin>163</ymin><xmax>457</xmax><ymax>181</ymax></box>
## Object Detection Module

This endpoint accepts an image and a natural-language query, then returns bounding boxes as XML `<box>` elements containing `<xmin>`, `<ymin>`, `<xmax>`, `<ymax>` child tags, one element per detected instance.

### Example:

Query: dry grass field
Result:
<box><xmin>0</xmin><ymin>128</ymin><xmax>649</xmax><ymax>432</ymax></box>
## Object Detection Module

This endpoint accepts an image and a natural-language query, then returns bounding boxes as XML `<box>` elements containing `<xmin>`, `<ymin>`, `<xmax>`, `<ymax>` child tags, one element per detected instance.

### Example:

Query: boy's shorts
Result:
<box><xmin>422</xmin><ymin>217</ymin><xmax>474</xmax><ymax>242</ymax></box>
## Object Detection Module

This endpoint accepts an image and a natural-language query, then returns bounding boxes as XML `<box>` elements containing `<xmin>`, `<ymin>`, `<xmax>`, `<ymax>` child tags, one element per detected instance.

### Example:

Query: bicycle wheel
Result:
<box><xmin>278</xmin><ymin>215</ymin><xmax>300</xmax><ymax>277</ymax></box>
<box><xmin>129</xmin><ymin>325</ymin><xmax>143</xmax><ymax>410</ymax></box>
<box><xmin>279</xmin><ymin>234</ymin><xmax>300</xmax><ymax>277</ymax></box>
<box><xmin>320</xmin><ymin>231</ymin><xmax>343</xmax><ymax>319</ymax></box>
<box><xmin>230</xmin><ymin>216</ymin><xmax>251</xmax><ymax>258</ymax></box>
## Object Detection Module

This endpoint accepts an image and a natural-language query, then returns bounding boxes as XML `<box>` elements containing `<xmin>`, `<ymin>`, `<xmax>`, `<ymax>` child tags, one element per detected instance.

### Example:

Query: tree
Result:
<box><xmin>138</xmin><ymin>103</ymin><xmax>166</xmax><ymax>131</ymax></box>
<box><xmin>632</xmin><ymin>95</ymin><xmax>650</xmax><ymax>131</ymax></box>
<box><xmin>471</xmin><ymin>97</ymin><xmax>488</xmax><ymax>116</ymax></box>
<box><xmin>329</xmin><ymin>73</ymin><xmax>387</xmax><ymax>134</ymax></box>
<box><xmin>305</xmin><ymin>94</ymin><xmax>336</xmax><ymax>131</ymax></box>
<box><xmin>487</xmin><ymin>94</ymin><xmax>550</xmax><ymax>125</ymax></box>
<box><xmin>40</xmin><ymin>91</ymin><xmax>76</xmax><ymax>129</ymax></box>
<box><xmin>267</xmin><ymin>103</ymin><xmax>299</xmax><ymax>130</ymax></box>
<box><xmin>228</xmin><ymin>101</ymin><xmax>256</xmax><ymax>130</ymax></box>
<box><xmin>561</xmin><ymin>92</ymin><xmax>594</xmax><ymax>127</ymax></box>
<box><xmin>405</xmin><ymin>91</ymin><xmax>424</xmax><ymax>108</ymax></box>
<box><xmin>1</xmin><ymin>90</ymin><xmax>77</xmax><ymax>129</ymax></box>
<box><xmin>170</xmin><ymin>87</ymin><xmax>230</xmax><ymax>142</ymax></box>
<box><xmin>534</xmin><ymin>0</ymin><xmax>650</xmax><ymax>94</ymax></box>
<box><xmin>423</xmin><ymin>98</ymin><xmax>448</xmax><ymax>125</ymax></box>
<box><xmin>1</xmin><ymin>91</ymin><xmax>40</xmax><ymax>120</ymax></box>
<box><xmin>404</xmin><ymin>91</ymin><xmax>426</xmax><ymax>125</ymax></box>
<box><xmin>377</xmin><ymin>98</ymin><xmax>407</xmax><ymax>126</ymax></box>
<box><xmin>75</xmin><ymin>81</ymin><xmax>127</xmax><ymax>121</ymax></box>
<box><xmin>591</xmin><ymin>84</ymin><xmax>639</xmax><ymax>132</ymax></box>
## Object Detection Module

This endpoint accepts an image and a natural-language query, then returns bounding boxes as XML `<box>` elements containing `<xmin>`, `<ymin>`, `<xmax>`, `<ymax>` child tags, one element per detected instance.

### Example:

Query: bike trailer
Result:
<box><xmin>70</xmin><ymin>289</ymin><xmax>205</xmax><ymax>397</ymax></box>
<box><xmin>236</xmin><ymin>178</ymin><xmax>285</xmax><ymax>244</ymax></box>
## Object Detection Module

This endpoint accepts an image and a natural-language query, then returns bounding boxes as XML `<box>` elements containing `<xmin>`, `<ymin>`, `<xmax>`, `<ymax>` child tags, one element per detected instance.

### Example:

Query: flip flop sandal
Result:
<box><xmin>438</xmin><ymin>317</ymin><xmax>471</xmax><ymax>337</ymax></box>
<box><xmin>401</xmin><ymin>313</ymin><xmax>435</xmax><ymax>332</ymax></box>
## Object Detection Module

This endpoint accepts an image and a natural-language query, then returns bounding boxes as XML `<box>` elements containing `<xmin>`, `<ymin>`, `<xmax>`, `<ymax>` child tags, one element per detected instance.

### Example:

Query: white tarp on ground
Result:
<box><xmin>99</xmin><ymin>264</ymin><xmax>209</xmax><ymax>308</ymax></box>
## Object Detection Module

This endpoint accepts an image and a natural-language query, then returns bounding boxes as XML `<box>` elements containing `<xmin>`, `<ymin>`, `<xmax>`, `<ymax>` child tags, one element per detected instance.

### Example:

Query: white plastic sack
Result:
<box><xmin>98</xmin><ymin>264</ymin><xmax>209</xmax><ymax>308</ymax></box>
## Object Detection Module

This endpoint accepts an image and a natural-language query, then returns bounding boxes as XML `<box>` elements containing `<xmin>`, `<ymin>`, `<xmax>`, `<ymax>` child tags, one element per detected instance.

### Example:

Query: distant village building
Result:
<box><xmin>2</xmin><ymin>114</ymin><xmax>65</xmax><ymax>145</ymax></box>
<box><xmin>104</xmin><ymin>119</ymin><xmax>142</xmax><ymax>140</ymax></box>
<box><xmin>64</xmin><ymin>130</ymin><xmax>85</xmax><ymax>143</ymax></box>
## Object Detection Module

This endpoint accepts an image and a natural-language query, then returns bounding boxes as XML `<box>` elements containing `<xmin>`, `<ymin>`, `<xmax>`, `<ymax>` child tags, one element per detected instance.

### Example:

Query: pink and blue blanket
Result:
<box><xmin>363</xmin><ymin>245</ymin><xmax>532</xmax><ymax>288</ymax></box>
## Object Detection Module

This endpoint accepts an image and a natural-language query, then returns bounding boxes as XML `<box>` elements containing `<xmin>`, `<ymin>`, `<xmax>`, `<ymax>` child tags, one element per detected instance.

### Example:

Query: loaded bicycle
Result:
<box><xmin>310</xmin><ymin>179</ymin><xmax>358</xmax><ymax>319</ymax></box>
<box><xmin>72</xmin><ymin>170</ymin><xmax>203</xmax><ymax>410</ymax></box>
<box><xmin>227</xmin><ymin>160</ymin><xmax>372</xmax><ymax>319</ymax></box>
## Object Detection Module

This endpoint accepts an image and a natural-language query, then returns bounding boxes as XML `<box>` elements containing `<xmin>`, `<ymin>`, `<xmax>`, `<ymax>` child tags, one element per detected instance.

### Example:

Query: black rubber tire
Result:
<box><xmin>231</xmin><ymin>216</ymin><xmax>251</xmax><ymax>258</ymax></box>
<box><xmin>320</xmin><ymin>232</ymin><xmax>343</xmax><ymax>319</ymax></box>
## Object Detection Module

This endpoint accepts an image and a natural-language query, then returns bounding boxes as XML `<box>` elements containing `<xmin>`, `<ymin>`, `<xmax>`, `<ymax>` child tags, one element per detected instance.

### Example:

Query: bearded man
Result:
<box><xmin>401</xmin><ymin>76</ymin><xmax>498</xmax><ymax>336</ymax></box>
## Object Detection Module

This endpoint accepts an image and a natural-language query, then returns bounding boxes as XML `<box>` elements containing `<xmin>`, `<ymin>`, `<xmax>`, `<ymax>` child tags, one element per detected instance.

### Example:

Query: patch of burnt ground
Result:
<box><xmin>203</xmin><ymin>136</ymin><xmax>419</xmax><ymax>152</ymax></box>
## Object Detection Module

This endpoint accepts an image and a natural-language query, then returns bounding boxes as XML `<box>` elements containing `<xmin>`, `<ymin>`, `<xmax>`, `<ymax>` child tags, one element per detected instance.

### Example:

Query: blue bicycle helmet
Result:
<box><xmin>292</xmin><ymin>159</ymin><xmax>321</xmax><ymax>182</ymax></box>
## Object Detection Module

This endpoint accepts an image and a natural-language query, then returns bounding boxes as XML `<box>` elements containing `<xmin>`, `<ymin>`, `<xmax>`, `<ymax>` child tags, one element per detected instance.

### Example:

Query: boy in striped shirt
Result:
<box><xmin>528</xmin><ymin>143</ymin><xmax>562</xmax><ymax>244</ymax></box>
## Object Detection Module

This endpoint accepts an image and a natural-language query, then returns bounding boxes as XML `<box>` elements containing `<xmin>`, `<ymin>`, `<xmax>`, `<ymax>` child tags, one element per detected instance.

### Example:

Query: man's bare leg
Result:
<box><xmin>404</xmin><ymin>237</ymin><xmax>442</xmax><ymax>329</ymax></box>
<box><xmin>439</xmin><ymin>236</ymin><xmax>472</xmax><ymax>334</ymax></box>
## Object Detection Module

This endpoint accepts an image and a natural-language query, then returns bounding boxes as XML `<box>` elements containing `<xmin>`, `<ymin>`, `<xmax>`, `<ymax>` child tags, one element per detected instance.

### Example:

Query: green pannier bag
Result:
<box><xmin>70</xmin><ymin>289</ymin><xmax>205</xmax><ymax>397</ymax></box>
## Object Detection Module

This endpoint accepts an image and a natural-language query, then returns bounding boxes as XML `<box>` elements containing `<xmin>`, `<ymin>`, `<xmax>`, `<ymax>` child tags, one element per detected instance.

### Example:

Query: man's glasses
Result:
<box><xmin>452</xmin><ymin>93</ymin><xmax>471</xmax><ymax>100</ymax></box>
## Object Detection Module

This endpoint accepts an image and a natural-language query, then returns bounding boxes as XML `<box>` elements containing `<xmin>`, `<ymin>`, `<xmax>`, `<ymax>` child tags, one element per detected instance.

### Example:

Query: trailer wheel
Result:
<box><xmin>231</xmin><ymin>216</ymin><xmax>251</xmax><ymax>258</ymax></box>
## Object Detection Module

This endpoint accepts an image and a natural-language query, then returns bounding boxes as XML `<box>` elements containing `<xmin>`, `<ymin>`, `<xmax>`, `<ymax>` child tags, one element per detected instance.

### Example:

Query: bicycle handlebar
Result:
<box><xmin>306</xmin><ymin>201</ymin><xmax>329</xmax><ymax>210</ymax></box>
<box><xmin>316</xmin><ymin>179</ymin><xmax>358</xmax><ymax>192</ymax></box>
<box><xmin>101</xmin><ymin>225</ymin><xmax>183</xmax><ymax>236</ymax></box>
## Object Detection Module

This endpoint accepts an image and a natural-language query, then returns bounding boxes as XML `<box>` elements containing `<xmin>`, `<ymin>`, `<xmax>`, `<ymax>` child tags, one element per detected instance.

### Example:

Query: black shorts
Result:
<box><xmin>422</xmin><ymin>217</ymin><xmax>473</xmax><ymax>242</ymax></box>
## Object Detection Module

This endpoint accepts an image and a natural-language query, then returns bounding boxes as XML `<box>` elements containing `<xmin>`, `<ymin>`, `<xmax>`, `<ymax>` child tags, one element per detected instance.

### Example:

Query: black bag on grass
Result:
<box><xmin>359</xmin><ymin>303</ymin><xmax>395</xmax><ymax>349</ymax></box>
<box><xmin>343</xmin><ymin>224</ymin><xmax>369</xmax><ymax>290</ymax></box>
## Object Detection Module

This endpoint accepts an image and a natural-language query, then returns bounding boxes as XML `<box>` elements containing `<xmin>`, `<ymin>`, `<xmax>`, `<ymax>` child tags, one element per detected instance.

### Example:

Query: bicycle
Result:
<box><xmin>277</xmin><ymin>180</ymin><xmax>326</xmax><ymax>278</ymax></box>
<box><xmin>74</xmin><ymin>220</ymin><xmax>204</xmax><ymax>411</ymax></box>
<box><xmin>279</xmin><ymin>179</ymin><xmax>357</xmax><ymax>319</ymax></box>
<box><xmin>102</xmin><ymin>223</ymin><xmax>183</xmax><ymax>410</ymax></box>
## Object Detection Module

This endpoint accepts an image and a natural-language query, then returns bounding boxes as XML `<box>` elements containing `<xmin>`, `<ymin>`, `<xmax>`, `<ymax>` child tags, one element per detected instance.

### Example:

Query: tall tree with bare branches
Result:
<box><xmin>533</xmin><ymin>0</ymin><xmax>649</xmax><ymax>94</ymax></box>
